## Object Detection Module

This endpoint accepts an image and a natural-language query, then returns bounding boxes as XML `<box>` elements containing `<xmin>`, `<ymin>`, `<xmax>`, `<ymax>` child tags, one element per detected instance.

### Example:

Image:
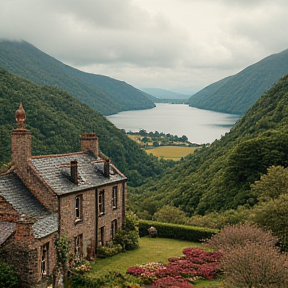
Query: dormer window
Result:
<box><xmin>75</xmin><ymin>195</ymin><xmax>83</xmax><ymax>223</ymax></box>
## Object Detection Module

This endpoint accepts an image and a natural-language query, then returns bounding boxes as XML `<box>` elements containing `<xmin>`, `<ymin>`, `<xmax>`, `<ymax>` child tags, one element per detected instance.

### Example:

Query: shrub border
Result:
<box><xmin>139</xmin><ymin>220</ymin><xmax>218</xmax><ymax>242</ymax></box>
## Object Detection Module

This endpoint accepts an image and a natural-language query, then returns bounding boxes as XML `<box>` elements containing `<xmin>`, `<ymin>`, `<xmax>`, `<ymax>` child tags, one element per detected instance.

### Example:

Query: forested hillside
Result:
<box><xmin>0</xmin><ymin>40</ymin><xmax>155</xmax><ymax>115</ymax></box>
<box><xmin>0</xmin><ymin>67</ymin><xmax>171</xmax><ymax>186</ymax></box>
<box><xmin>188</xmin><ymin>49</ymin><xmax>288</xmax><ymax>115</ymax></box>
<box><xmin>130</xmin><ymin>74</ymin><xmax>288</xmax><ymax>216</ymax></box>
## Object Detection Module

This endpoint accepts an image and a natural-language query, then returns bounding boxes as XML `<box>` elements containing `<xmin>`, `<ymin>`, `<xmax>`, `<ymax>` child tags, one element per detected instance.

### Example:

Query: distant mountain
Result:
<box><xmin>141</xmin><ymin>88</ymin><xmax>191</xmax><ymax>99</ymax></box>
<box><xmin>0</xmin><ymin>40</ymin><xmax>155</xmax><ymax>115</ymax></box>
<box><xmin>131</xmin><ymin>74</ymin><xmax>288</xmax><ymax>215</ymax></box>
<box><xmin>0</xmin><ymin>67</ymin><xmax>171</xmax><ymax>186</ymax></box>
<box><xmin>188</xmin><ymin>49</ymin><xmax>288</xmax><ymax>115</ymax></box>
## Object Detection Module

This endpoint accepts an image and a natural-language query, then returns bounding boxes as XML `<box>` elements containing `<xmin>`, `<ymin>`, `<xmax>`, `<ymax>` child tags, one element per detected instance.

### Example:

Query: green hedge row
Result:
<box><xmin>139</xmin><ymin>220</ymin><xmax>218</xmax><ymax>242</ymax></box>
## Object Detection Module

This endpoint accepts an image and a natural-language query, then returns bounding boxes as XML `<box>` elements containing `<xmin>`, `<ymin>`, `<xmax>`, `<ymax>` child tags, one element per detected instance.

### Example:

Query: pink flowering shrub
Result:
<box><xmin>127</xmin><ymin>247</ymin><xmax>221</xmax><ymax>286</ymax></box>
<box><xmin>152</xmin><ymin>276</ymin><xmax>194</xmax><ymax>288</ymax></box>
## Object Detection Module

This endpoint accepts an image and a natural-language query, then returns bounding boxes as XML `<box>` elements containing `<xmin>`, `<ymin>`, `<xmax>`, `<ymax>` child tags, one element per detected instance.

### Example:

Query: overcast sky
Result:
<box><xmin>1</xmin><ymin>0</ymin><xmax>288</xmax><ymax>94</ymax></box>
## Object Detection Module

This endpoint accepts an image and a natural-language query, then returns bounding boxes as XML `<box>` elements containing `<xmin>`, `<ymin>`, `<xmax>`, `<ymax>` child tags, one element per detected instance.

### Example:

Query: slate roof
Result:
<box><xmin>31</xmin><ymin>152</ymin><xmax>126</xmax><ymax>195</ymax></box>
<box><xmin>0</xmin><ymin>222</ymin><xmax>16</xmax><ymax>245</ymax></box>
<box><xmin>33</xmin><ymin>214</ymin><xmax>58</xmax><ymax>239</ymax></box>
<box><xmin>0</xmin><ymin>173</ymin><xmax>50</xmax><ymax>217</ymax></box>
<box><xmin>0</xmin><ymin>172</ymin><xmax>58</xmax><ymax>239</ymax></box>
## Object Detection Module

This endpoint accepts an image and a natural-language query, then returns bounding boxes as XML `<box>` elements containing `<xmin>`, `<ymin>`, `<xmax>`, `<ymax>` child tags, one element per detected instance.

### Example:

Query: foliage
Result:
<box><xmin>206</xmin><ymin>223</ymin><xmax>288</xmax><ymax>288</ymax></box>
<box><xmin>222</xmin><ymin>242</ymin><xmax>288</xmax><ymax>288</ymax></box>
<box><xmin>0</xmin><ymin>67</ymin><xmax>171</xmax><ymax>186</ymax></box>
<box><xmin>251</xmin><ymin>165</ymin><xmax>288</xmax><ymax>201</ymax></box>
<box><xmin>151</xmin><ymin>276</ymin><xmax>194</xmax><ymax>288</ymax></box>
<box><xmin>249</xmin><ymin>166</ymin><xmax>288</xmax><ymax>250</ymax></box>
<box><xmin>0</xmin><ymin>261</ymin><xmax>19</xmax><ymax>288</ymax></box>
<box><xmin>251</xmin><ymin>194</ymin><xmax>288</xmax><ymax>250</ymax></box>
<box><xmin>139</xmin><ymin>220</ymin><xmax>218</xmax><ymax>242</ymax></box>
<box><xmin>131</xmin><ymin>74</ymin><xmax>288</xmax><ymax>216</ymax></box>
<box><xmin>123</xmin><ymin>211</ymin><xmax>139</xmax><ymax>233</ymax></box>
<box><xmin>71</xmin><ymin>271</ymin><xmax>141</xmax><ymax>288</ymax></box>
<box><xmin>127</xmin><ymin>247</ymin><xmax>221</xmax><ymax>286</ymax></box>
<box><xmin>96</xmin><ymin>243</ymin><xmax>123</xmax><ymax>259</ymax></box>
<box><xmin>205</xmin><ymin>222</ymin><xmax>278</xmax><ymax>251</ymax></box>
<box><xmin>188</xmin><ymin>48</ymin><xmax>288</xmax><ymax>115</ymax></box>
<box><xmin>54</xmin><ymin>234</ymin><xmax>71</xmax><ymax>285</ymax></box>
<box><xmin>152</xmin><ymin>205</ymin><xmax>187</xmax><ymax>224</ymax></box>
<box><xmin>127</xmin><ymin>130</ymin><xmax>194</xmax><ymax>147</ymax></box>
<box><xmin>111</xmin><ymin>211</ymin><xmax>140</xmax><ymax>252</ymax></box>
<box><xmin>0</xmin><ymin>40</ymin><xmax>155</xmax><ymax>116</ymax></box>
<box><xmin>187</xmin><ymin>207</ymin><xmax>250</xmax><ymax>229</ymax></box>
<box><xmin>113</xmin><ymin>230</ymin><xmax>139</xmax><ymax>252</ymax></box>
<box><xmin>71</xmin><ymin>260</ymin><xmax>91</xmax><ymax>275</ymax></box>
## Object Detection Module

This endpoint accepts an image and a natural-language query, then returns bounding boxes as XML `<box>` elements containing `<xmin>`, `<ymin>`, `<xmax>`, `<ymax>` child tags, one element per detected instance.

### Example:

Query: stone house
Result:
<box><xmin>0</xmin><ymin>103</ymin><xmax>127</xmax><ymax>288</ymax></box>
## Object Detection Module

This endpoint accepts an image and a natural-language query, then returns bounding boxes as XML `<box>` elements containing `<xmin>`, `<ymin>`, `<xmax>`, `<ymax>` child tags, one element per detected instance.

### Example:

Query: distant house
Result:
<box><xmin>0</xmin><ymin>103</ymin><xmax>127</xmax><ymax>288</ymax></box>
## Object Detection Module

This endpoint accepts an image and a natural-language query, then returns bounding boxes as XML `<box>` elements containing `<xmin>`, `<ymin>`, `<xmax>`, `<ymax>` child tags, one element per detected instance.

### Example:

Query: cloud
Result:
<box><xmin>0</xmin><ymin>0</ymin><xmax>288</xmax><ymax>92</ymax></box>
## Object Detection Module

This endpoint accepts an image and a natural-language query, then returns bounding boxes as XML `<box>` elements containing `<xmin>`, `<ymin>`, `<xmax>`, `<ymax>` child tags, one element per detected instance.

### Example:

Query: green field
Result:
<box><xmin>145</xmin><ymin>146</ymin><xmax>199</xmax><ymax>160</ymax></box>
<box><xmin>90</xmin><ymin>237</ymin><xmax>223</xmax><ymax>287</ymax></box>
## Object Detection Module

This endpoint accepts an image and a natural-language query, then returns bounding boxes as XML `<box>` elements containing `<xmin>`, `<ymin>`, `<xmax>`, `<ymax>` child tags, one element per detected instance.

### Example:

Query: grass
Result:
<box><xmin>145</xmin><ymin>146</ymin><xmax>199</xmax><ymax>160</ymax></box>
<box><xmin>90</xmin><ymin>237</ymin><xmax>223</xmax><ymax>287</ymax></box>
<box><xmin>90</xmin><ymin>237</ymin><xmax>200</xmax><ymax>277</ymax></box>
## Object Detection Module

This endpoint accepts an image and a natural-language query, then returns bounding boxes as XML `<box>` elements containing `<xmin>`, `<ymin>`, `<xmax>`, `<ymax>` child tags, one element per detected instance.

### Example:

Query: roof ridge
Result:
<box><xmin>31</xmin><ymin>151</ymin><xmax>85</xmax><ymax>159</ymax></box>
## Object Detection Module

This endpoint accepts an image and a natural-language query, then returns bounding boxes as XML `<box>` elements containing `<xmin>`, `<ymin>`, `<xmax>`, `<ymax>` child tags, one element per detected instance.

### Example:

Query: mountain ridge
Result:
<box><xmin>188</xmin><ymin>49</ymin><xmax>288</xmax><ymax>115</ymax></box>
<box><xmin>141</xmin><ymin>88</ymin><xmax>191</xmax><ymax>99</ymax></box>
<box><xmin>0</xmin><ymin>40</ymin><xmax>155</xmax><ymax>115</ymax></box>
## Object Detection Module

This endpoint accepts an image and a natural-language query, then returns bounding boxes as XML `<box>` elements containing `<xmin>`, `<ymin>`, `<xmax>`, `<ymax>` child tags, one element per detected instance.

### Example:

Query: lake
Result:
<box><xmin>107</xmin><ymin>103</ymin><xmax>240</xmax><ymax>144</ymax></box>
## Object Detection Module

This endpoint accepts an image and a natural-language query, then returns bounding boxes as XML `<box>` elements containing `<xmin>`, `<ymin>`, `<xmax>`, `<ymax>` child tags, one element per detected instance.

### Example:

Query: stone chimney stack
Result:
<box><xmin>11</xmin><ymin>103</ymin><xmax>31</xmax><ymax>167</ymax></box>
<box><xmin>80</xmin><ymin>133</ymin><xmax>98</xmax><ymax>157</ymax></box>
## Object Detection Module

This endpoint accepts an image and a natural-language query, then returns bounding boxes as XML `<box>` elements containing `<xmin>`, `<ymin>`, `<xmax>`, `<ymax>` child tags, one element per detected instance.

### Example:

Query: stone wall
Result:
<box><xmin>0</xmin><ymin>221</ymin><xmax>57</xmax><ymax>288</ymax></box>
<box><xmin>97</xmin><ymin>182</ymin><xmax>125</xmax><ymax>246</ymax></box>
<box><xmin>59</xmin><ymin>188</ymin><xmax>96</xmax><ymax>258</ymax></box>
<box><xmin>0</xmin><ymin>196</ymin><xmax>19</xmax><ymax>222</ymax></box>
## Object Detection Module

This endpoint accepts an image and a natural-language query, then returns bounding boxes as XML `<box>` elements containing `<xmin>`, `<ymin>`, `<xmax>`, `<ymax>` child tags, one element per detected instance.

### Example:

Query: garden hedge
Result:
<box><xmin>139</xmin><ymin>220</ymin><xmax>218</xmax><ymax>242</ymax></box>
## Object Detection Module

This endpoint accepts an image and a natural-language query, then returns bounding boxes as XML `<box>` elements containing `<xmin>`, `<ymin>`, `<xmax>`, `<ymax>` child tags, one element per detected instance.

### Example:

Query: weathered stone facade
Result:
<box><xmin>0</xmin><ymin>103</ymin><xmax>127</xmax><ymax>288</ymax></box>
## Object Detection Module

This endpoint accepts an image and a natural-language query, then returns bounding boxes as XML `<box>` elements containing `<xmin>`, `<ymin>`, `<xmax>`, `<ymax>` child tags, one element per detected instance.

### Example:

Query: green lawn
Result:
<box><xmin>89</xmin><ymin>237</ymin><xmax>223</xmax><ymax>287</ymax></box>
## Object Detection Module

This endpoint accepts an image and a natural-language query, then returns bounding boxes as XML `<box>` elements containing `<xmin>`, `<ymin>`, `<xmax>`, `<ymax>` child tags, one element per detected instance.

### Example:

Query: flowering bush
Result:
<box><xmin>152</xmin><ymin>276</ymin><xmax>194</xmax><ymax>288</ymax></box>
<box><xmin>72</xmin><ymin>260</ymin><xmax>91</xmax><ymax>275</ymax></box>
<box><xmin>127</xmin><ymin>247</ymin><xmax>221</xmax><ymax>286</ymax></box>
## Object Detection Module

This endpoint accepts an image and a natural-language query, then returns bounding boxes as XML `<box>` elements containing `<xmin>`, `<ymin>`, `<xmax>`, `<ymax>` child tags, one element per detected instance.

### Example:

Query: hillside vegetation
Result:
<box><xmin>188</xmin><ymin>49</ymin><xmax>288</xmax><ymax>115</ymax></box>
<box><xmin>0</xmin><ymin>40</ymin><xmax>155</xmax><ymax>115</ymax></box>
<box><xmin>130</xmin><ymin>74</ymin><xmax>288</xmax><ymax>215</ymax></box>
<box><xmin>0</xmin><ymin>67</ymin><xmax>172</xmax><ymax>186</ymax></box>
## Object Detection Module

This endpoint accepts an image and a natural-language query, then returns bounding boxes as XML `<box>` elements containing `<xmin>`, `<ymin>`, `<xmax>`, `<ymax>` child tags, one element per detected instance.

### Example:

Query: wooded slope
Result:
<box><xmin>0</xmin><ymin>40</ymin><xmax>155</xmax><ymax>115</ymax></box>
<box><xmin>0</xmin><ymin>67</ymin><xmax>171</xmax><ymax>186</ymax></box>
<box><xmin>131</xmin><ymin>74</ymin><xmax>288</xmax><ymax>215</ymax></box>
<box><xmin>188</xmin><ymin>49</ymin><xmax>288</xmax><ymax>115</ymax></box>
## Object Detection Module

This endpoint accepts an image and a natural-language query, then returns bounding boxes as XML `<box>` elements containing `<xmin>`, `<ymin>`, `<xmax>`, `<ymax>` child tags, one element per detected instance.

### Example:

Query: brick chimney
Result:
<box><xmin>70</xmin><ymin>160</ymin><xmax>78</xmax><ymax>184</ymax></box>
<box><xmin>104</xmin><ymin>159</ymin><xmax>110</xmax><ymax>178</ymax></box>
<box><xmin>80</xmin><ymin>133</ymin><xmax>98</xmax><ymax>157</ymax></box>
<box><xmin>11</xmin><ymin>103</ymin><xmax>31</xmax><ymax>167</ymax></box>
